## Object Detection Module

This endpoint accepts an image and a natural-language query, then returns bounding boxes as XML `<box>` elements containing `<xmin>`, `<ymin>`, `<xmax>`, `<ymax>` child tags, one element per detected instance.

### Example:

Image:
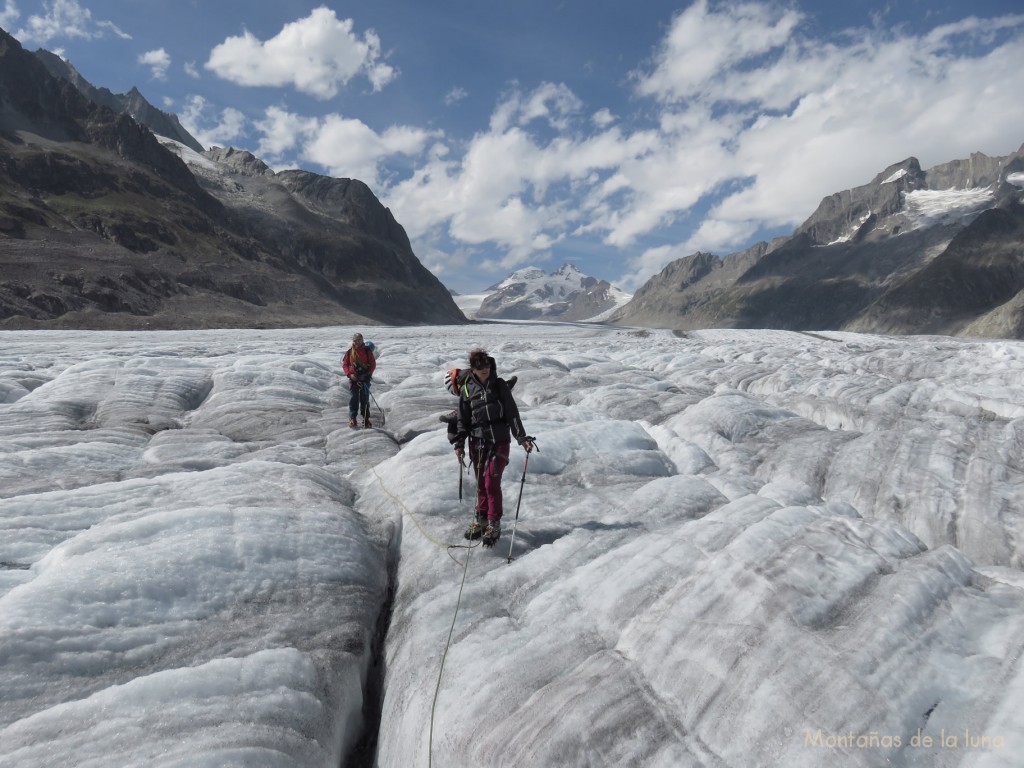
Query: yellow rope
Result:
<box><xmin>348</xmin><ymin>385</ymin><xmax>484</xmax><ymax>768</ymax></box>
<box><xmin>429</xmin><ymin>534</ymin><xmax>474</xmax><ymax>768</ymax></box>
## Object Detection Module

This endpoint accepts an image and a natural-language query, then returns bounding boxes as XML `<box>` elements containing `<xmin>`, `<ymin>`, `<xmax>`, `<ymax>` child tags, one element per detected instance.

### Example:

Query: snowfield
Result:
<box><xmin>1</xmin><ymin>323</ymin><xmax>1023</xmax><ymax>767</ymax></box>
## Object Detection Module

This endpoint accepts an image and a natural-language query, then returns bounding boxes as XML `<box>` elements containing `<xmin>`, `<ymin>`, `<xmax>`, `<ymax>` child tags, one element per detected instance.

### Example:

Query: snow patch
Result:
<box><xmin>882</xmin><ymin>168</ymin><xmax>908</xmax><ymax>184</ymax></box>
<box><xmin>826</xmin><ymin>210</ymin><xmax>874</xmax><ymax>246</ymax></box>
<box><xmin>159</xmin><ymin>138</ymin><xmax>220</xmax><ymax>172</ymax></box>
<box><xmin>902</xmin><ymin>187</ymin><xmax>994</xmax><ymax>229</ymax></box>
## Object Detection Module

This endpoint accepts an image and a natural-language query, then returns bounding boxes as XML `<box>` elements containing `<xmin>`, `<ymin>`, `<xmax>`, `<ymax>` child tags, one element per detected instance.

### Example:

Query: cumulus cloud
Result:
<box><xmin>249</xmin><ymin>107</ymin><xmax>438</xmax><ymax>188</ymax></box>
<box><xmin>178</xmin><ymin>95</ymin><xmax>246</xmax><ymax>151</ymax></box>
<box><xmin>138</xmin><ymin>48</ymin><xmax>170</xmax><ymax>80</ymax></box>
<box><xmin>384</xmin><ymin>84</ymin><xmax>660</xmax><ymax>274</ymax></box>
<box><xmin>205</xmin><ymin>7</ymin><xmax>396</xmax><ymax>99</ymax></box>
<box><xmin>384</xmin><ymin>3</ymin><xmax>1024</xmax><ymax>290</ymax></box>
<box><xmin>13</xmin><ymin>0</ymin><xmax>129</xmax><ymax>44</ymax></box>
<box><xmin>591</xmin><ymin>108</ymin><xmax>616</xmax><ymax>128</ymax></box>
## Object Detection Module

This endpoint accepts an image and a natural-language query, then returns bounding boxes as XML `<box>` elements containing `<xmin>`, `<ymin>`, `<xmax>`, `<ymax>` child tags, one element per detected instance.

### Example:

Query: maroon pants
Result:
<box><xmin>470</xmin><ymin>438</ymin><xmax>510</xmax><ymax>522</ymax></box>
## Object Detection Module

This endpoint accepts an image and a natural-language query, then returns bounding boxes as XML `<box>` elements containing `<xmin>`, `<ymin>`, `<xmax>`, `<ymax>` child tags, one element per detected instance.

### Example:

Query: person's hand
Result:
<box><xmin>454</xmin><ymin>446</ymin><xmax>464</xmax><ymax>463</ymax></box>
<box><xmin>521</xmin><ymin>438</ymin><xmax>534</xmax><ymax>453</ymax></box>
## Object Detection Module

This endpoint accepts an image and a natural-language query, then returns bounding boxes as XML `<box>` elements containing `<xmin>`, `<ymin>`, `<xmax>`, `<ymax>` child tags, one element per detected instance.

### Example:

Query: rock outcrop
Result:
<box><xmin>0</xmin><ymin>27</ymin><xmax>465</xmax><ymax>329</ymax></box>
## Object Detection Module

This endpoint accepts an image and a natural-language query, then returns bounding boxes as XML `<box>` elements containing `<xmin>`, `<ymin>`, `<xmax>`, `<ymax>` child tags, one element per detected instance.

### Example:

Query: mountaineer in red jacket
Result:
<box><xmin>342</xmin><ymin>332</ymin><xmax>376</xmax><ymax>428</ymax></box>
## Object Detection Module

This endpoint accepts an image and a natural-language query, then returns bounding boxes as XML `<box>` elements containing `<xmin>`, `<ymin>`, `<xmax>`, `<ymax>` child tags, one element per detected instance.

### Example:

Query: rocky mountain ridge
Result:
<box><xmin>476</xmin><ymin>263</ymin><xmax>631</xmax><ymax>321</ymax></box>
<box><xmin>0</xmin><ymin>27</ymin><xmax>465</xmax><ymax>329</ymax></box>
<box><xmin>32</xmin><ymin>48</ymin><xmax>205</xmax><ymax>154</ymax></box>
<box><xmin>612</xmin><ymin>149</ymin><xmax>1024</xmax><ymax>338</ymax></box>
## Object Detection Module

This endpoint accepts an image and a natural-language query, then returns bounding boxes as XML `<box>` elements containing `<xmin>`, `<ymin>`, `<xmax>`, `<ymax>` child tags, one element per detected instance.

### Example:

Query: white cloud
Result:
<box><xmin>205</xmin><ymin>7</ymin><xmax>396</xmax><ymax>99</ymax></box>
<box><xmin>249</xmin><ymin>107</ymin><xmax>438</xmax><ymax>187</ymax></box>
<box><xmin>14</xmin><ymin>0</ymin><xmax>129</xmax><ymax>44</ymax></box>
<box><xmin>302</xmin><ymin>115</ymin><xmax>437</xmax><ymax>187</ymax></box>
<box><xmin>385</xmin><ymin>86</ymin><xmax>660</xmax><ymax>276</ymax></box>
<box><xmin>490</xmin><ymin>81</ymin><xmax>582</xmax><ymax>132</ymax></box>
<box><xmin>184</xmin><ymin>61</ymin><xmax>200</xmax><ymax>79</ymax></box>
<box><xmin>138</xmin><ymin>48</ymin><xmax>170</xmax><ymax>80</ymax></box>
<box><xmin>253</xmin><ymin>106</ymin><xmax>320</xmax><ymax>160</ymax></box>
<box><xmin>444</xmin><ymin>86</ymin><xmax>468</xmax><ymax>106</ymax></box>
<box><xmin>178</xmin><ymin>95</ymin><xmax>245</xmax><ymax>151</ymax></box>
<box><xmin>591</xmin><ymin>108</ymin><xmax>616</xmax><ymax>128</ymax></box>
<box><xmin>633</xmin><ymin>0</ymin><xmax>803</xmax><ymax>104</ymax></box>
<box><xmin>0</xmin><ymin>1</ymin><xmax>19</xmax><ymax>30</ymax></box>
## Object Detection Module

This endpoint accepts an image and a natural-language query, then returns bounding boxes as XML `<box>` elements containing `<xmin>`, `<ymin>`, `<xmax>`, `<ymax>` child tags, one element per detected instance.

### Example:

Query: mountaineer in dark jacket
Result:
<box><xmin>451</xmin><ymin>348</ymin><xmax>534</xmax><ymax>546</ymax></box>
<box><xmin>439</xmin><ymin>357</ymin><xmax>516</xmax><ymax>442</ymax></box>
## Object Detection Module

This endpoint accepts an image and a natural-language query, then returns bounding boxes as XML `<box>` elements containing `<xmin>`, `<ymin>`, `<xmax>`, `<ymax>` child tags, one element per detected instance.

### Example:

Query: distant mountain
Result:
<box><xmin>612</xmin><ymin>148</ymin><xmax>1024</xmax><ymax>338</ymax></box>
<box><xmin>0</xmin><ymin>27</ymin><xmax>465</xmax><ymax>329</ymax></box>
<box><xmin>476</xmin><ymin>263</ymin><xmax>631</xmax><ymax>321</ymax></box>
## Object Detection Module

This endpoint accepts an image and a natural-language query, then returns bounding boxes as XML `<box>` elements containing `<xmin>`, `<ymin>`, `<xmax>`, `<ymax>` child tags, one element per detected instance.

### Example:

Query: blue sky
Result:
<box><xmin>2</xmin><ymin>0</ymin><xmax>1023</xmax><ymax>294</ymax></box>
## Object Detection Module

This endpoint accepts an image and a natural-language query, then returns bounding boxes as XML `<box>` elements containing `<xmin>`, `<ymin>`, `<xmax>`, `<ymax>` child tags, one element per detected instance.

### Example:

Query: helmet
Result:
<box><xmin>444</xmin><ymin>368</ymin><xmax>462</xmax><ymax>395</ymax></box>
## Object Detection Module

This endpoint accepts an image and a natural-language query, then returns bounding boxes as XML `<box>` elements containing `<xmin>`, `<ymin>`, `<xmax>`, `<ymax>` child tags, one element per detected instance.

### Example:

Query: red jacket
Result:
<box><xmin>343</xmin><ymin>345</ymin><xmax>376</xmax><ymax>381</ymax></box>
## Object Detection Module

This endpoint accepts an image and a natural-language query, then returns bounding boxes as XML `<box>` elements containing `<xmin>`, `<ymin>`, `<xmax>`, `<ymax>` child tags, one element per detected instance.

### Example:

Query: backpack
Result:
<box><xmin>444</xmin><ymin>367</ymin><xmax>470</xmax><ymax>395</ymax></box>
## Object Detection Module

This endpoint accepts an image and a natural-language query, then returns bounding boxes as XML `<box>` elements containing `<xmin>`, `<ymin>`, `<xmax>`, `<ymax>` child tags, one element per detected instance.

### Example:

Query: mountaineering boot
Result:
<box><xmin>348</xmin><ymin>417</ymin><xmax>357</xmax><ymax>428</ymax></box>
<box><xmin>481</xmin><ymin>519</ymin><xmax>501</xmax><ymax>548</ymax></box>
<box><xmin>464</xmin><ymin>515</ymin><xmax>485</xmax><ymax>540</ymax></box>
<box><xmin>363</xmin><ymin>415</ymin><xmax>372</xmax><ymax>428</ymax></box>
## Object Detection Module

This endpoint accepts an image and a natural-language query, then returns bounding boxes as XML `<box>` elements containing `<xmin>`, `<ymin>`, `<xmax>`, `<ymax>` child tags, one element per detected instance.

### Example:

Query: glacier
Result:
<box><xmin>1</xmin><ymin>324</ymin><xmax>1023</xmax><ymax>767</ymax></box>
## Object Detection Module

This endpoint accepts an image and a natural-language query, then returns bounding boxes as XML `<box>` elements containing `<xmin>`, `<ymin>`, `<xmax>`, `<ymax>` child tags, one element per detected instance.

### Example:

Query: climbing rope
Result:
<box><xmin>345</xmin><ymin>379</ymin><xmax>484</xmax><ymax>768</ymax></box>
<box><xmin>428</xmin><ymin>533</ymin><xmax>475</xmax><ymax>768</ymax></box>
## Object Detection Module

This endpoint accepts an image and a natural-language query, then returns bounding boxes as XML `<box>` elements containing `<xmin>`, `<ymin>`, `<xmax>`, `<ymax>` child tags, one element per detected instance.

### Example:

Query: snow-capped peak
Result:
<box><xmin>476</xmin><ymin>263</ymin><xmax>632</xmax><ymax>322</ymax></box>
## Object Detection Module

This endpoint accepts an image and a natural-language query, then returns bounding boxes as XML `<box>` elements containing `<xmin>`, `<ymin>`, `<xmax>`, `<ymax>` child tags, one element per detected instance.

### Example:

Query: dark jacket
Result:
<box><xmin>453</xmin><ymin>373</ymin><xmax>526</xmax><ymax>448</ymax></box>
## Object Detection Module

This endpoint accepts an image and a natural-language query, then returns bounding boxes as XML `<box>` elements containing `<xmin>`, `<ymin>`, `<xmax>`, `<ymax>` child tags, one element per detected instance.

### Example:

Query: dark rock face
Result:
<box><xmin>847</xmin><ymin>203</ymin><xmax>1024</xmax><ymax>335</ymax></box>
<box><xmin>612</xmin><ymin>144</ymin><xmax>1024</xmax><ymax>339</ymax></box>
<box><xmin>33</xmin><ymin>48</ymin><xmax>206</xmax><ymax>153</ymax></box>
<box><xmin>0</xmin><ymin>27</ymin><xmax>466</xmax><ymax>329</ymax></box>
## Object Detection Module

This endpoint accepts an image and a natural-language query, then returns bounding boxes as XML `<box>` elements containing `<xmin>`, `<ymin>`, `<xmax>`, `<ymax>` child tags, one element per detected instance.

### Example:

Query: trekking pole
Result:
<box><xmin>506</xmin><ymin>439</ymin><xmax>537</xmax><ymax>564</ymax></box>
<box><xmin>369</xmin><ymin>389</ymin><xmax>385</xmax><ymax>427</ymax></box>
